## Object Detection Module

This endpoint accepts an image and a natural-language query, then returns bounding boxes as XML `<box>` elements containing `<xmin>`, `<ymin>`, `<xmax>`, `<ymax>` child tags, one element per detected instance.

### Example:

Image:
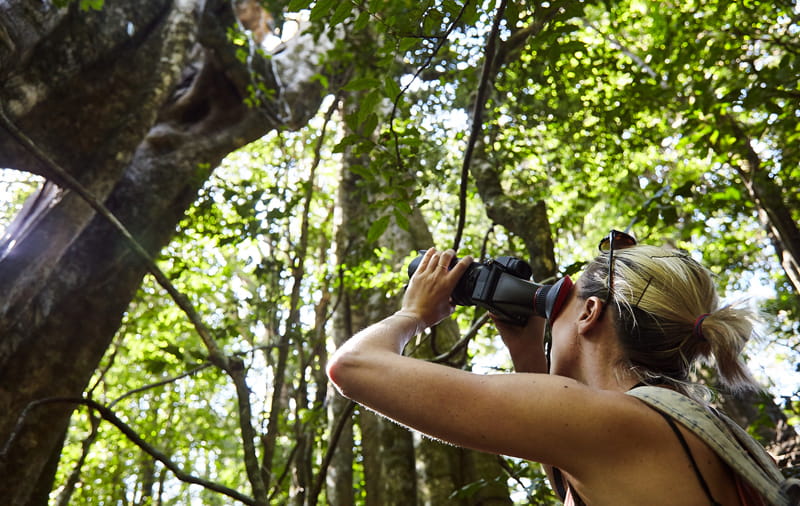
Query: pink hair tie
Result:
<box><xmin>693</xmin><ymin>313</ymin><xmax>711</xmax><ymax>340</ymax></box>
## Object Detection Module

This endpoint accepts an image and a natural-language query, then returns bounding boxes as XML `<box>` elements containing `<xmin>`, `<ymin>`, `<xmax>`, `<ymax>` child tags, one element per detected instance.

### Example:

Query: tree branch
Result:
<box><xmin>430</xmin><ymin>312</ymin><xmax>491</xmax><ymax>364</ymax></box>
<box><xmin>0</xmin><ymin>397</ymin><xmax>257</xmax><ymax>506</ymax></box>
<box><xmin>0</xmin><ymin>107</ymin><xmax>287</xmax><ymax>504</ymax></box>
<box><xmin>108</xmin><ymin>363</ymin><xmax>213</xmax><ymax>408</ymax></box>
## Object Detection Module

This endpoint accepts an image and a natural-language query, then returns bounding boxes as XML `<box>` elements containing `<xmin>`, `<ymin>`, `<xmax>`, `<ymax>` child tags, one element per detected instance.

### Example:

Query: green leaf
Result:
<box><xmin>79</xmin><ymin>0</ymin><xmax>104</xmax><ymax>10</ymax></box>
<box><xmin>349</xmin><ymin>163</ymin><xmax>372</xmax><ymax>178</ymax></box>
<box><xmin>711</xmin><ymin>186</ymin><xmax>742</xmax><ymax>202</ymax></box>
<box><xmin>398</xmin><ymin>37</ymin><xmax>418</xmax><ymax>53</ymax></box>
<box><xmin>333</xmin><ymin>134</ymin><xmax>362</xmax><ymax>153</ymax></box>
<box><xmin>384</xmin><ymin>77</ymin><xmax>402</xmax><ymax>98</ymax></box>
<box><xmin>355</xmin><ymin>90</ymin><xmax>382</xmax><ymax>126</ymax></box>
<box><xmin>311</xmin><ymin>73</ymin><xmax>329</xmax><ymax>89</ymax></box>
<box><xmin>393</xmin><ymin>209</ymin><xmax>410</xmax><ymax>231</ymax></box>
<box><xmin>361</xmin><ymin>113</ymin><xmax>378</xmax><ymax>136</ymax></box>
<box><xmin>309</xmin><ymin>0</ymin><xmax>336</xmax><ymax>21</ymax></box>
<box><xmin>343</xmin><ymin>76</ymin><xmax>382</xmax><ymax>92</ymax></box>
<box><xmin>393</xmin><ymin>199</ymin><xmax>412</xmax><ymax>214</ymax></box>
<box><xmin>287</xmin><ymin>0</ymin><xmax>313</xmax><ymax>11</ymax></box>
<box><xmin>353</xmin><ymin>11</ymin><xmax>371</xmax><ymax>31</ymax></box>
<box><xmin>367</xmin><ymin>215</ymin><xmax>390</xmax><ymax>242</ymax></box>
<box><xmin>330</xmin><ymin>1</ymin><xmax>353</xmax><ymax>25</ymax></box>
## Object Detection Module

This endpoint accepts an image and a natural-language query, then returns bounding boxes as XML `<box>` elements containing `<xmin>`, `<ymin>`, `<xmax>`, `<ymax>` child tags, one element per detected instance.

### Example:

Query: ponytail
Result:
<box><xmin>695</xmin><ymin>305</ymin><xmax>761</xmax><ymax>394</ymax></box>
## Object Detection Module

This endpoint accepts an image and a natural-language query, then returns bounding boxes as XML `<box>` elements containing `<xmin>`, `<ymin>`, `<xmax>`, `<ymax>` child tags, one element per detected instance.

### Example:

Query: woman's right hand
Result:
<box><xmin>493</xmin><ymin>313</ymin><xmax>547</xmax><ymax>373</ymax></box>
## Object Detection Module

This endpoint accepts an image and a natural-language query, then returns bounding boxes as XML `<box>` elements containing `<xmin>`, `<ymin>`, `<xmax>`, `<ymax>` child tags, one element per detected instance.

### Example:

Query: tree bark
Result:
<box><xmin>470</xmin><ymin>140</ymin><xmax>557</xmax><ymax>281</ymax></box>
<box><xmin>0</xmin><ymin>0</ymin><xmax>336</xmax><ymax>502</ymax></box>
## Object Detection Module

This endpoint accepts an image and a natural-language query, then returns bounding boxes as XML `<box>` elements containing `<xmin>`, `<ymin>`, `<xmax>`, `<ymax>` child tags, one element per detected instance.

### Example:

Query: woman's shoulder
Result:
<box><xmin>565</xmin><ymin>386</ymin><xmax>753</xmax><ymax>506</ymax></box>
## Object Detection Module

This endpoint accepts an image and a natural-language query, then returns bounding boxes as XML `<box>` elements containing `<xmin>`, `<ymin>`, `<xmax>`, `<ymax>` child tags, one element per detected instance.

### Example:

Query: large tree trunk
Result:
<box><xmin>0</xmin><ymin>1</ymin><xmax>335</xmax><ymax>502</ymax></box>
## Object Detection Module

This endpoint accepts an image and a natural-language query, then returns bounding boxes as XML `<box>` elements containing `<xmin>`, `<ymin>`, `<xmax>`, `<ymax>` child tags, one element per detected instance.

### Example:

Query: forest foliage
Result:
<box><xmin>1</xmin><ymin>0</ymin><xmax>798</xmax><ymax>504</ymax></box>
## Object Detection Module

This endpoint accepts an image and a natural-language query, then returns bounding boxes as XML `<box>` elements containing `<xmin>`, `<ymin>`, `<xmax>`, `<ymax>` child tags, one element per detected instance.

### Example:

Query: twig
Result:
<box><xmin>496</xmin><ymin>455</ymin><xmax>533</xmax><ymax>499</ymax></box>
<box><xmin>109</xmin><ymin>363</ymin><xmax>212</xmax><ymax>408</ymax></box>
<box><xmin>431</xmin><ymin>312</ymin><xmax>491</xmax><ymax>364</ymax></box>
<box><xmin>580</xmin><ymin>18</ymin><xmax>668</xmax><ymax>89</ymax></box>
<box><xmin>267</xmin><ymin>442</ymin><xmax>299</xmax><ymax>503</ymax></box>
<box><xmin>109</xmin><ymin>344</ymin><xmax>281</xmax><ymax>409</ymax></box>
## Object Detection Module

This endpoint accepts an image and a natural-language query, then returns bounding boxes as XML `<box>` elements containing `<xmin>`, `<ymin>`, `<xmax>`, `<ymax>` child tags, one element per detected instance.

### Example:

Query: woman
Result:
<box><xmin>327</xmin><ymin>232</ymin><xmax>767</xmax><ymax>505</ymax></box>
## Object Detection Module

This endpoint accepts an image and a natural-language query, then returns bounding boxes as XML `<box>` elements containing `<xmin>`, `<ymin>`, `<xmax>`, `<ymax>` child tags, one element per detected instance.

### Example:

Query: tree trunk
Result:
<box><xmin>385</xmin><ymin>202</ymin><xmax>513</xmax><ymax>506</ymax></box>
<box><xmin>328</xmin><ymin>159</ymin><xmax>363</xmax><ymax>506</ymax></box>
<box><xmin>707</xmin><ymin>114</ymin><xmax>800</xmax><ymax>467</ymax></box>
<box><xmin>0</xmin><ymin>1</ymin><xmax>336</xmax><ymax>502</ymax></box>
<box><xmin>331</xmin><ymin>109</ymin><xmax>419</xmax><ymax>503</ymax></box>
<box><xmin>723</xmin><ymin>112</ymin><xmax>800</xmax><ymax>294</ymax></box>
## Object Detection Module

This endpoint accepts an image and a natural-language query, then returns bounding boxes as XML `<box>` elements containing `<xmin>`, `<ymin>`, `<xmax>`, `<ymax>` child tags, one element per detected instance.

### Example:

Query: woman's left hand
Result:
<box><xmin>400</xmin><ymin>248</ymin><xmax>473</xmax><ymax>328</ymax></box>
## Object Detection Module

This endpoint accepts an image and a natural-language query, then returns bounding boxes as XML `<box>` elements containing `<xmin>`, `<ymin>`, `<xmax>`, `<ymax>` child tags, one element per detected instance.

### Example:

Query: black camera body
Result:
<box><xmin>407</xmin><ymin>251</ymin><xmax>572</xmax><ymax>325</ymax></box>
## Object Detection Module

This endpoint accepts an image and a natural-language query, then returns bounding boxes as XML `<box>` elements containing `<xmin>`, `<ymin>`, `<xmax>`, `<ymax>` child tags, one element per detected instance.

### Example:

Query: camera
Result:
<box><xmin>407</xmin><ymin>251</ymin><xmax>573</xmax><ymax>325</ymax></box>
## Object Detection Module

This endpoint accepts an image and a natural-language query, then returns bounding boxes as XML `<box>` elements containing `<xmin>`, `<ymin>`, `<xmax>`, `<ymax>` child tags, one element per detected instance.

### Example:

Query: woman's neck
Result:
<box><xmin>577</xmin><ymin>335</ymin><xmax>638</xmax><ymax>392</ymax></box>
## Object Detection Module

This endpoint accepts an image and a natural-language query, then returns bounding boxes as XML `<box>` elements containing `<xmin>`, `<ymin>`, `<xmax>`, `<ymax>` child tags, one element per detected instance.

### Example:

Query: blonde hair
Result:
<box><xmin>578</xmin><ymin>244</ymin><xmax>761</xmax><ymax>395</ymax></box>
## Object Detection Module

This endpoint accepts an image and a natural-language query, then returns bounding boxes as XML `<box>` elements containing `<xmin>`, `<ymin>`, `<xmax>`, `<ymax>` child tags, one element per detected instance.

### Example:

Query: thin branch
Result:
<box><xmin>109</xmin><ymin>344</ymin><xmax>281</xmax><ymax>410</ymax></box>
<box><xmin>496</xmin><ymin>455</ymin><xmax>533</xmax><ymax>499</ymax></box>
<box><xmin>307</xmin><ymin>400</ymin><xmax>356</xmax><ymax>506</ymax></box>
<box><xmin>55</xmin><ymin>412</ymin><xmax>101</xmax><ymax>506</ymax></box>
<box><xmin>109</xmin><ymin>363</ymin><xmax>213</xmax><ymax>408</ymax></box>
<box><xmin>452</xmin><ymin>0</ymin><xmax>508</xmax><ymax>252</ymax></box>
<box><xmin>86</xmin><ymin>332</ymin><xmax>124</xmax><ymax>398</ymax></box>
<box><xmin>0</xmin><ymin>397</ymin><xmax>257</xmax><ymax>506</ymax></box>
<box><xmin>581</xmin><ymin>18</ymin><xmax>669</xmax><ymax>90</ymax></box>
<box><xmin>400</xmin><ymin>311</ymin><xmax>490</xmax><ymax>364</ymax></box>
<box><xmin>430</xmin><ymin>312</ymin><xmax>491</xmax><ymax>364</ymax></box>
<box><xmin>266</xmin><ymin>442</ymin><xmax>299</xmax><ymax>503</ymax></box>
<box><xmin>387</xmin><ymin>0</ymin><xmax>474</xmax><ymax>173</ymax></box>
<box><xmin>230</xmin><ymin>363</ymin><xmax>268</xmax><ymax>503</ymax></box>
<box><xmin>260</xmin><ymin>93</ymin><xmax>342</xmax><ymax>494</ymax></box>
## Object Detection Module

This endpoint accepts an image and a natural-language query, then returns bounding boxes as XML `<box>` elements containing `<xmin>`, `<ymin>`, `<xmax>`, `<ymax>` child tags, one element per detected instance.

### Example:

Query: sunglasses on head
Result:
<box><xmin>545</xmin><ymin>230</ymin><xmax>637</xmax><ymax>325</ymax></box>
<box><xmin>598</xmin><ymin>229</ymin><xmax>637</xmax><ymax>310</ymax></box>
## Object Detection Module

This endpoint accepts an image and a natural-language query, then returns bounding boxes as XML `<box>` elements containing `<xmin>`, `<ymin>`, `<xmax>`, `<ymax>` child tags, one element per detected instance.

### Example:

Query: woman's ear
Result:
<box><xmin>576</xmin><ymin>296</ymin><xmax>605</xmax><ymax>336</ymax></box>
